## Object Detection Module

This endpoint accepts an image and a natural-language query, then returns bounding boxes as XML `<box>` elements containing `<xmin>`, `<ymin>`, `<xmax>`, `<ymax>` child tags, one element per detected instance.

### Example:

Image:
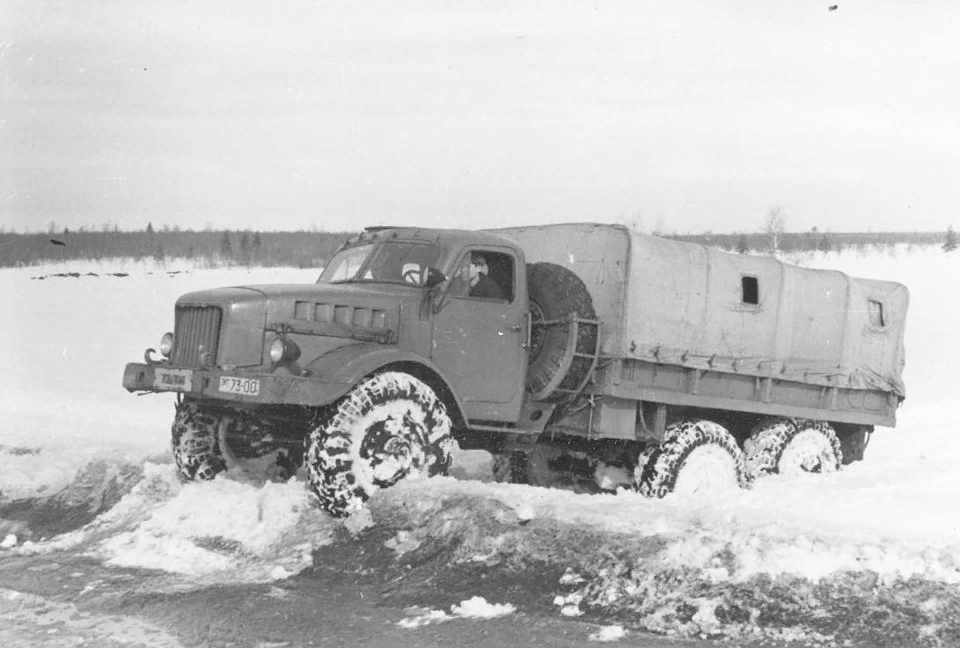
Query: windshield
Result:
<box><xmin>318</xmin><ymin>241</ymin><xmax>443</xmax><ymax>285</ymax></box>
<box><xmin>318</xmin><ymin>243</ymin><xmax>374</xmax><ymax>283</ymax></box>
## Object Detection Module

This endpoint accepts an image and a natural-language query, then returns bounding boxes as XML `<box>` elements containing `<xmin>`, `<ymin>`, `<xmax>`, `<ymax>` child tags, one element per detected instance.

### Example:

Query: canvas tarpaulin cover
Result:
<box><xmin>492</xmin><ymin>223</ymin><xmax>908</xmax><ymax>399</ymax></box>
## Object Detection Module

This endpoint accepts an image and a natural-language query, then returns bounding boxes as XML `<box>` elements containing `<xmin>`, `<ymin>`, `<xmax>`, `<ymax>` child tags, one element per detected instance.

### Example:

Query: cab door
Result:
<box><xmin>430</xmin><ymin>247</ymin><xmax>527</xmax><ymax>422</ymax></box>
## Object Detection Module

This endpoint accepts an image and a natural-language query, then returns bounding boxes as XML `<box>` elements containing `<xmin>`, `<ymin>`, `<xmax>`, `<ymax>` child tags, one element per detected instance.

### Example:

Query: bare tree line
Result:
<box><xmin>0</xmin><ymin>218</ymin><xmax>954</xmax><ymax>268</ymax></box>
<box><xmin>0</xmin><ymin>228</ymin><xmax>352</xmax><ymax>268</ymax></box>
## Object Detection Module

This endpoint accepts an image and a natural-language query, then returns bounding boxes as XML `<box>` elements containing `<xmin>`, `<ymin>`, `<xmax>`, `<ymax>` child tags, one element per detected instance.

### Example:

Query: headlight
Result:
<box><xmin>159</xmin><ymin>332</ymin><xmax>174</xmax><ymax>357</ymax></box>
<box><xmin>269</xmin><ymin>337</ymin><xmax>300</xmax><ymax>363</ymax></box>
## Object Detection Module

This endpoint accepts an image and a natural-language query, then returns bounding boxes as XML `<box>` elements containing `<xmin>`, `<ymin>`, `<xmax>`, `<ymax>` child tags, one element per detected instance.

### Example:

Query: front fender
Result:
<box><xmin>305</xmin><ymin>343</ymin><xmax>467</xmax><ymax>420</ymax></box>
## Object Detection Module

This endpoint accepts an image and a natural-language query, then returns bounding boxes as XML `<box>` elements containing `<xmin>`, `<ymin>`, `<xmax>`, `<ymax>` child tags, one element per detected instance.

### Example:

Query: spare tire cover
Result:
<box><xmin>526</xmin><ymin>262</ymin><xmax>597</xmax><ymax>401</ymax></box>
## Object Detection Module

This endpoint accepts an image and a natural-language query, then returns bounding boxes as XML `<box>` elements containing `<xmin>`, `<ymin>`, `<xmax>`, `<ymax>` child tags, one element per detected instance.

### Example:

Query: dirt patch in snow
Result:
<box><xmin>307</xmin><ymin>487</ymin><xmax>960</xmax><ymax>647</ymax></box>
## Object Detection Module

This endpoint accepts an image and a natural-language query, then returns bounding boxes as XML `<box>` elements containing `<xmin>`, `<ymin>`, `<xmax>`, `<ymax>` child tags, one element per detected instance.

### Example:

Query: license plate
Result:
<box><xmin>218</xmin><ymin>376</ymin><xmax>261</xmax><ymax>396</ymax></box>
<box><xmin>154</xmin><ymin>368</ymin><xmax>193</xmax><ymax>392</ymax></box>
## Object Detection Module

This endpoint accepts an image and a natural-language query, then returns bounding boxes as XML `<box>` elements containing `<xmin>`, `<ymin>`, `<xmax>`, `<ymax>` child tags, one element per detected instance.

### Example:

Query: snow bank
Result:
<box><xmin>368</xmin><ymin>473</ymin><xmax>960</xmax><ymax>584</ymax></box>
<box><xmin>9</xmin><ymin>463</ymin><xmax>337</xmax><ymax>584</ymax></box>
<box><xmin>96</xmin><ymin>472</ymin><xmax>334</xmax><ymax>580</ymax></box>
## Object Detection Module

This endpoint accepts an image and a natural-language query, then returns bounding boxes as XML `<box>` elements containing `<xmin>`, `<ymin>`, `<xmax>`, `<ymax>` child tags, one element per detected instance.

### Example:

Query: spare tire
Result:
<box><xmin>526</xmin><ymin>262</ymin><xmax>598</xmax><ymax>401</ymax></box>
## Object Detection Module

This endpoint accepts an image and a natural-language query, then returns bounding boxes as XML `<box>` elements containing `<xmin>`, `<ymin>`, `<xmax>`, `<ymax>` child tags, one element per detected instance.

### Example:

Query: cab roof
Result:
<box><xmin>342</xmin><ymin>226</ymin><xmax>517</xmax><ymax>250</ymax></box>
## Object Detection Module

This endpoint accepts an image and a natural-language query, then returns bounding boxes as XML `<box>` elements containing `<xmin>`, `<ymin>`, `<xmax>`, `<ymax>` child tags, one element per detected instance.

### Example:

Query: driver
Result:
<box><xmin>468</xmin><ymin>253</ymin><xmax>503</xmax><ymax>299</ymax></box>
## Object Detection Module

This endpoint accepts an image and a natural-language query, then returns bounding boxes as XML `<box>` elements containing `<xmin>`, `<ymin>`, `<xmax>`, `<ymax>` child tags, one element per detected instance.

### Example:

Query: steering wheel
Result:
<box><xmin>401</xmin><ymin>267</ymin><xmax>422</xmax><ymax>285</ymax></box>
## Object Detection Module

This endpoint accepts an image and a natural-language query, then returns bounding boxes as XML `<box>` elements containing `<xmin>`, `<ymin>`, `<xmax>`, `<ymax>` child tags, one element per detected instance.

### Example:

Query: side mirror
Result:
<box><xmin>422</xmin><ymin>267</ymin><xmax>446</xmax><ymax>289</ymax></box>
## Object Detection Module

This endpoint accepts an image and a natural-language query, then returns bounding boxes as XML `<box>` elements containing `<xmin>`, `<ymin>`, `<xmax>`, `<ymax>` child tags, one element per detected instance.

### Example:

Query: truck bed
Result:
<box><xmin>491</xmin><ymin>223</ymin><xmax>907</xmax><ymax>428</ymax></box>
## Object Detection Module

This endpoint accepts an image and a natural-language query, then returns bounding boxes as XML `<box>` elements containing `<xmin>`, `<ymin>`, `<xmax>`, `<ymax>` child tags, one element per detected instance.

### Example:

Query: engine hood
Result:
<box><xmin>172</xmin><ymin>283</ymin><xmax>409</xmax><ymax>369</ymax></box>
<box><xmin>176</xmin><ymin>286</ymin><xmax>267</xmax><ymax>307</ymax></box>
<box><xmin>242</xmin><ymin>282</ymin><xmax>413</xmax><ymax>302</ymax></box>
<box><xmin>250</xmin><ymin>283</ymin><xmax>407</xmax><ymax>344</ymax></box>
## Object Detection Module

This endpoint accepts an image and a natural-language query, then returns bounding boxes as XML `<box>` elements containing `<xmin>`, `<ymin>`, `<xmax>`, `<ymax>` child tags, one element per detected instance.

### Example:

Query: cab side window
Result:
<box><xmin>448</xmin><ymin>250</ymin><xmax>515</xmax><ymax>302</ymax></box>
<box><xmin>484</xmin><ymin>253</ymin><xmax>515</xmax><ymax>302</ymax></box>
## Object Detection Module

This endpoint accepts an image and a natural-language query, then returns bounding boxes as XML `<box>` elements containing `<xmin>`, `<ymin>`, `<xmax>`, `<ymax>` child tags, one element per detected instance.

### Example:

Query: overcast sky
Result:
<box><xmin>2</xmin><ymin>1</ymin><xmax>958</xmax><ymax>234</ymax></box>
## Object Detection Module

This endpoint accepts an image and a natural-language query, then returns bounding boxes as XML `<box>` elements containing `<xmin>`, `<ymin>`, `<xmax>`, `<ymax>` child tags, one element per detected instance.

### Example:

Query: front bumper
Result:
<box><xmin>122</xmin><ymin>362</ymin><xmax>352</xmax><ymax>406</ymax></box>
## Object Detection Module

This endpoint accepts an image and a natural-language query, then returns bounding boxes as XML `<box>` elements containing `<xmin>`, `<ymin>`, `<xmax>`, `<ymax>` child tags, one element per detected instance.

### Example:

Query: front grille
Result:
<box><xmin>172</xmin><ymin>306</ymin><xmax>222</xmax><ymax>367</ymax></box>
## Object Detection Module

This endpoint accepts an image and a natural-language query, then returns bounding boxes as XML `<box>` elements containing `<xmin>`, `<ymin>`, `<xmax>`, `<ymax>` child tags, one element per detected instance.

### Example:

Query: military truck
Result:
<box><xmin>122</xmin><ymin>223</ymin><xmax>908</xmax><ymax>515</ymax></box>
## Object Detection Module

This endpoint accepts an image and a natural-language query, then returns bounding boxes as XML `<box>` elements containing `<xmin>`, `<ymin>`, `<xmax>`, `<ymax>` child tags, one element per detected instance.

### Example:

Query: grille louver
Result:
<box><xmin>172</xmin><ymin>306</ymin><xmax>222</xmax><ymax>367</ymax></box>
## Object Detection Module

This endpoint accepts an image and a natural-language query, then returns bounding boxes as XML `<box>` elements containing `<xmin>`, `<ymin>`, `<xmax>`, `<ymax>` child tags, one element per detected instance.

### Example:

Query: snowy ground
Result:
<box><xmin>1</xmin><ymin>248</ymin><xmax>959</xmax><ymax>646</ymax></box>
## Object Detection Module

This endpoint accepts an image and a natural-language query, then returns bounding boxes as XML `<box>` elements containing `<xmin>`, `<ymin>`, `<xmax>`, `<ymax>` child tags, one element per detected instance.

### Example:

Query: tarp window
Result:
<box><xmin>868</xmin><ymin>299</ymin><xmax>885</xmax><ymax>327</ymax></box>
<box><xmin>741</xmin><ymin>276</ymin><xmax>759</xmax><ymax>305</ymax></box>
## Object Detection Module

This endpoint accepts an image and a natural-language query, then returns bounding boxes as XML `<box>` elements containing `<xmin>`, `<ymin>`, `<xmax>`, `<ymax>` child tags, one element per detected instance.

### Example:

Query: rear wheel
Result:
<box><xmin>635</xmin><ymin>420</ymin><xmax>748</xmax><ymax>498</ymax></box>
<box><xmin>306</xmin><ymin>372</ymin><xmax>454</xmax><ymax>517</ymax></box>
<box><xmin>744</xmin><ymin>418</ymin><xmax>842</xmax><ymax>479</ymax></box>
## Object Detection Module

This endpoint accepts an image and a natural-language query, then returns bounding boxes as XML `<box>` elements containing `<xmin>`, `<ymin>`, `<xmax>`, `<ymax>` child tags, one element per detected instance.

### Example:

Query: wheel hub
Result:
<box><xmin>673</xmin><ymin>445</ymin><xmax>740</xmax><ymax>495</ymax></box>
<box><xmin>779</xmin><ymin>429</ymin><xmax>837</xmax><ymax>476</ymax></box>
<box><xmin>359</xmin><ymin>408</ymin><xmax>425</xmax><ymax>487</ymax></box>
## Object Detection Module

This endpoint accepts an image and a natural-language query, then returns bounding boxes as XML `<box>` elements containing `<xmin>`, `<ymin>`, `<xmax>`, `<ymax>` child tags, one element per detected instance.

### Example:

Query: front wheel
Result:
<box><xmin>306</xmin><ymin>372</ymin><xmax>454</xmax><ymax>517</ymax></box>
<box><xmin>635</xmin><ymin>420</ymin><xmax>748</xmax><ymax>498</ymax></box>
<box><xmin>171</xmin><ymin>398</ymin><xmax>227</xmax><ymax>482</ymax></box>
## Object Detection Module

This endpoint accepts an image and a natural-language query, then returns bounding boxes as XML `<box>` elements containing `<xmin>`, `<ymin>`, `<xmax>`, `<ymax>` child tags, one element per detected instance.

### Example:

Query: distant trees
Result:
<box><xmin>944</xmin><ymin>225</ymin><xmax>958</xmax><ymax>252</ymax></box>
<box><xmin>211</xmin><ymin>230</ymin><xmax>265</xmax><ymax>265</ymax></box>
<box><xmin>220</xmin><ymin>230</ymin><xmax>232</xmax><ymax>256</ymax></box>
<box><xmin>736</xmin><ymin>234</ymin><xmax>749</xmax><ymax>254</ymax></box>
<box><xmin>802</xmin><ymin>226</ymin><xmax>820</xmax><ymax>252</ymax></box>
<box><xmin>239</xmin><ymin>231</ymin><xmax>251</xmax><ymax>266</ymax></box>
<box><xmin>21</xmin><ymin>224</ymin><xmax>956</xmax><ymax>267</ymax></box>
<box><xmin>818</xmin><ymin>233</ymin><xmax>833</xmax><ymax>253</ymax></box>
<box><xmin>0</xmin><ymin>229</ymin><xmax>352</xmax><ymax>268</ymax></box>
<box><xmin>146</xmin><ymin>222</ymin><xmax>154</xmax><ymax>235</ymax></box>
<box><xmin>763</xmin><ymin>206</ymin><xmax>787</xmax><ymax>253</ymax></box>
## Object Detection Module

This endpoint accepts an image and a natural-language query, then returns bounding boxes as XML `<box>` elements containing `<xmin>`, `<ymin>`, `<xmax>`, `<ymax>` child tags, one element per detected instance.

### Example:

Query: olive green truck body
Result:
<box><xmin>123</xmin><ymin>223</ymin><xmax>907</xmax><ymax>453</ymax></box>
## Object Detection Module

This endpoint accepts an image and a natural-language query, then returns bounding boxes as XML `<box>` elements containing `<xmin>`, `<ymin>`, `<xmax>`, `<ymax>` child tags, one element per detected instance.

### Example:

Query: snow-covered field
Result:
<box><xmin>1</xmin><ymin>248</ymin><xmax>958</xmax><ymax>645</ymax></box>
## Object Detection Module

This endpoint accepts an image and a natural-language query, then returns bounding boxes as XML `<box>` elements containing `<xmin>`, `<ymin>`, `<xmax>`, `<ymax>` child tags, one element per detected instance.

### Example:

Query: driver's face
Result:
<box><xmin>469</xmin><ymin>261</ymin><xmax>486</xmax><ymax>280</ymax></box>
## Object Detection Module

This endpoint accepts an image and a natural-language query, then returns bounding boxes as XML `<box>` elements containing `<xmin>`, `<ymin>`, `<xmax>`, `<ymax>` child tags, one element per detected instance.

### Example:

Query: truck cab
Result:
<box><xmin>124</xmin><ymin>227</ymin><xmax>532</xmax><ymax>426</ymax></box>
<box><xmin>311</xmin><ymin>227</ymin><xmax>531</xmax><ymax>423</ymax></box>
